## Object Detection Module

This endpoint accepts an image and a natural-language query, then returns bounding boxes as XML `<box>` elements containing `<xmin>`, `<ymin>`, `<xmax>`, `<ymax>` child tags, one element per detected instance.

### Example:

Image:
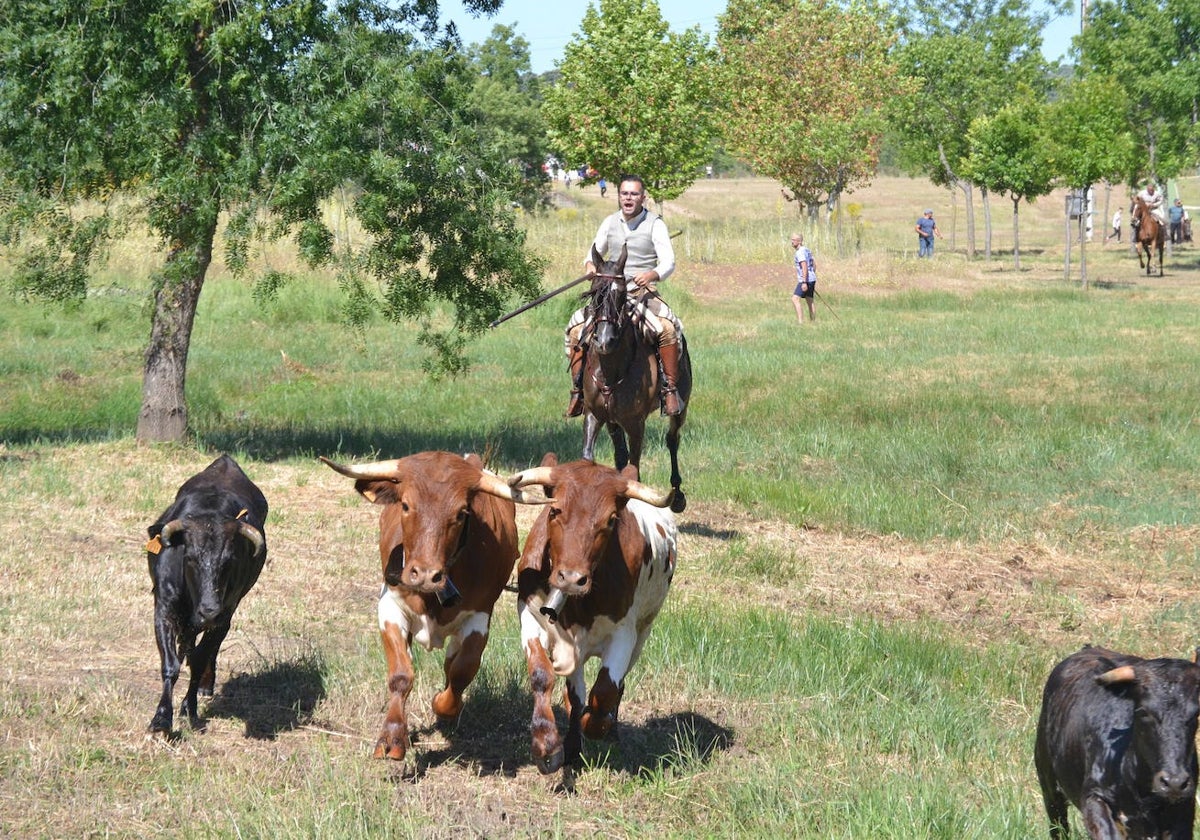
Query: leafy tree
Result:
<box><xmin>718</xmin><ymin>0</ymin><xmax>902</xmax><ymax>231</ymax></box>
<box><xmin>1045</xmin><ymin>74</ymin><xmax>1136</xmax><ymax>287</ymax></box>
<box><xmin>0</xmin><ymin>0</ymin><xmax>541</xmax><ymax>443</ymax></box>
<box><xmin>466</xmin><ymin>24</ymin><xmax>550</xmax><ymax>197</ymax></box>
<box><xmin>888</xmin><ymin>0</ymin><xmax>1066</xmax><ymax>258</ymax></box>
<box><xmin>964</xmin><ymin>91</ymin><xmax>1056</xmax><ymax>270</ymax></box>
<box><xmin>540</xmin><ymin>0</ymin><xmax>718</xmax><ymax>202</ymax></box>
<box><xmin>1076</xmin><ymin>0</ymin><xmax>1200</xmax><ymax>179</ymax></box>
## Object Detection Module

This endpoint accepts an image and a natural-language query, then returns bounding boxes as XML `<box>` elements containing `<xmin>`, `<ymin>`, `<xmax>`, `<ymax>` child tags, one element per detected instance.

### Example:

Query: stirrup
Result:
<box><xmin>661</xmin><ymin>388</ymin><xmax>684</xmax><ymax>417</ymax></box>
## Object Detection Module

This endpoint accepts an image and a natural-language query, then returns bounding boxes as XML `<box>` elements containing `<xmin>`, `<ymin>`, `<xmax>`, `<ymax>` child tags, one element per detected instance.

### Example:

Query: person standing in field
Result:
<box><xmin>1105</xmin><ymin>208</ymin><xmax>1122</xmax><ymax>243</ymax></box>
<box><xmin>915</xmin><ymin>209</ymin><xmax>940</xmax><ymax>257</ymax></box>
<box><xmin>563</xmin><ymin>174</ymin><xmax>686</xmax><ymax>417</ymax></box>
<box><xmin>790</xmin><ymin>233</ymin><xmax>816</xmax><ymax>324</ymax></box>
<box><xmin>1169</xmin><ymin>199</ymin><xmax>1185</xmax><ymax>244</ymax></box>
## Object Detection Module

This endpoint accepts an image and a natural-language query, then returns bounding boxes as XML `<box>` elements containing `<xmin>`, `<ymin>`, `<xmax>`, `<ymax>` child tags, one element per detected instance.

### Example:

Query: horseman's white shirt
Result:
<box><xmin>588</xmin><ymin>209</ymin><xmax>675</xmax><ymax>286</ymax></box>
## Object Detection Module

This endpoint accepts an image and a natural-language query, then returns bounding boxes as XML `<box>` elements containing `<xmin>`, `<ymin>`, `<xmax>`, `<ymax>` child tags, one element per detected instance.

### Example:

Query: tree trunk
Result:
<box><xmin>938</xmin><ymin>142</ymin><xmax>976</xmax><ymax>259</ymax></box>
<box><xmin>136</xmin><ymin>217</ymin><xmax>218</xmax><ymax>443</ymax></box>
<box><xmin>1011</xmin><ymin>195</ymin><xmax>1021</xmax><ymax>271</ymax></box>
<box><xmin>982</xmin><ymin>187</ymin><xmax>992</xmax><ymax>261</ymax></box>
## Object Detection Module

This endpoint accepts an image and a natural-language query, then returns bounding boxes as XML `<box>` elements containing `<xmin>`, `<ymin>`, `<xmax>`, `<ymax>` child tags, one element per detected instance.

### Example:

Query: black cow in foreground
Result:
<box><xmin>145</xmin><ymin>455</ymin><xmax>268</xmax><ymax>736</ymax></box>
<box><xmin>1035</xmin><ymin>645</ymin><xmax>1200</xmax><ymax>839</ymax></box>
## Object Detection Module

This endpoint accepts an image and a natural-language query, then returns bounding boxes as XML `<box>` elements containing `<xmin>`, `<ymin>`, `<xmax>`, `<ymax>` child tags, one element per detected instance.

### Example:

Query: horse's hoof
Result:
<box><xmin>670</xmin><ymin>491</ymin><xmax>687</xmax><ymax>514</ymax></box>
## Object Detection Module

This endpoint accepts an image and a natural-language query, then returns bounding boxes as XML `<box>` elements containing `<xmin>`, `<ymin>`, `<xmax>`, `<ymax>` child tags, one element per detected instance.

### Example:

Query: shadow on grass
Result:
<box><xmin>0</xmin><ymin>421</ymin><xmax>593</xmax><ymax>472</ymax></box>
<box><xmin>398</xmin><ymin>669</ymin><xmax>734</xmax><ymax>781</ymax></box>
<box><xmin>205</xmin><ymin>654</ymin><xmax>326</xmax><ymax>740</ymax></box>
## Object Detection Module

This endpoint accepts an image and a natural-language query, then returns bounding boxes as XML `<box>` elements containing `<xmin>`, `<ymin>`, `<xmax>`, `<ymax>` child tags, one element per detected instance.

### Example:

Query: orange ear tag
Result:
<box><xmin>145</xmin><ymin>535</ymin><xmax>163</xmax><ymax>555</ymax></box>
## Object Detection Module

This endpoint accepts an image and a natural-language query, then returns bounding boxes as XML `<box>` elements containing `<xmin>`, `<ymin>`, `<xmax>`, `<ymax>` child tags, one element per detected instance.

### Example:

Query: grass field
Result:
<box><xmin>2</xmin><ymin>176</ymin><xmax>1200</xmax><ymax>837</ymax></box>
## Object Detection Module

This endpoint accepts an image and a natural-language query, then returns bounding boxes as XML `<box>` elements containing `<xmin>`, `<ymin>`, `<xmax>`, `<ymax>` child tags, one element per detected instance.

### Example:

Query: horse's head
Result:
<box><xmin>586</xmin><ymin>244</ymin><xmax>628</xmax><ymax>356</ymax></box>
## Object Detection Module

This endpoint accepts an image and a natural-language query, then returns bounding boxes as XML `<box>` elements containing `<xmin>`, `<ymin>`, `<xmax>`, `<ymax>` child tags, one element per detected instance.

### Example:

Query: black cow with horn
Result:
<box><xmin>145</xmin><ymin>454</ymin><xmax>268</xmax><ymax>736</ymax></box>
<box><xmin>1035</xmin><ymin>644</ymin><xmax>1200</xmax><ymax>839</ymax></box>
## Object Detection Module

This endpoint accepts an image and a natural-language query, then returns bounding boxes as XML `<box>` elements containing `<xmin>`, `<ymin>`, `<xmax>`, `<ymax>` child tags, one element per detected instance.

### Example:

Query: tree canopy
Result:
<box><xmin>1075</xmin><ymin>0</ymin><xmax>1200</xmax><ymax>181</ymax></box>
<box><xmin>964</xmin><ymin>90</ymin><xmax>1056</xmax><ymax>268</ymax></box>
<box><xmin>717</xmin><ymin>0</ymin><xmax>901</xmax><ymax>213</ymax></box>
<box><xmin>540</xmin><ymin>0</ymin><xmax>718</xmax><ymax>202</ymax></box>
<box><xmin>0</xmin><ymin>0</ymin><xmax>543</xmax><ymax>442</ymax></box>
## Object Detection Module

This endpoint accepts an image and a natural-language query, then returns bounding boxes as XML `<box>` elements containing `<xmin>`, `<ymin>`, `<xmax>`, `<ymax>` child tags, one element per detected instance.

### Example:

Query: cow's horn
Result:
<box><xmin>159</xmin><ymin>519</ymin><xmax>185</xmax><ymax>544</ymax></box>
<box><xmin>319</xmin><ymin>455</ymin><xmax>401</xmax><ymax>482</ymax></box>
<box><xmin>1097</xmin><ymin>665</ymin><xmax>1137</xmax><ymax>686</ymax></box>
<box><xmin>623</xmin><ymin>479</ymin><xmax>674</xmax><ymax>508</ymax></box>
<box><xmin>508</xmin><ymin>466</ymin><xmax>555</xmax><ymax>489</ymax></box>
<box><xmin>238</xmin><ymin>522</ymin><xmax>266</xmax><ymax>559</ymax></box>
<box><xmin>475</xmin><ymin>470</ymin><xmax>551</xmax><ymax>505</ymax></box>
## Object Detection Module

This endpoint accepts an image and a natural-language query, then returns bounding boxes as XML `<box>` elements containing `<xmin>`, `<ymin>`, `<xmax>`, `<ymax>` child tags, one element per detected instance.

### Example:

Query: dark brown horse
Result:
<box><xmin>580</xmin><ymin>244</ymin><xmax>691</xmax><ymax>513</ymax></box>
<box><xmin>1132</xmin><ymin>195</ymin><xmax>1164</xmax><ymax>276</ymax></box>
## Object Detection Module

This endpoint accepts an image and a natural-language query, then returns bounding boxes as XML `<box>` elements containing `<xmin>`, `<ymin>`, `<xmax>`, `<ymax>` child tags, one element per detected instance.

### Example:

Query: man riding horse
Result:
<box><xmin>564</xmin><ymin>175</ymin><xmax>686</xmax><ymax>418</ymax></box>
<box><xmin>1131</xmin><ymin>180</ymin><xmax>1167</xmax><ymax>234</ymax></box>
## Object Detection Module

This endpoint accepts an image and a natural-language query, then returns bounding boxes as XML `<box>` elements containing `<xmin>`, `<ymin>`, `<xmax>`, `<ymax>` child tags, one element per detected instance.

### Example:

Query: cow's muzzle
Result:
<box><xmin>1153</xmin><ymin>768</ymin><xmax>1195</xmax><ymax>802</ymax></box>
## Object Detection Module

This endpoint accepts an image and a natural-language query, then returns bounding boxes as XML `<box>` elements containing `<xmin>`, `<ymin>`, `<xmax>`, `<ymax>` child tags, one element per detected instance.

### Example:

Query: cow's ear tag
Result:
<box><xmin>145</xmin><ymin>535</ymin><xmax>163</xmax><ymax>555</ymax></box>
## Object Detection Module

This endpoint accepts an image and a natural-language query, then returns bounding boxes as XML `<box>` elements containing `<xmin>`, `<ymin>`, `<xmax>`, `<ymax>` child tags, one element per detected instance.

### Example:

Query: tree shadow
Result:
<box><xmin>205</xmin><ymin>654</ymin><xmax>326</xmax><ymax>740</ymax></box>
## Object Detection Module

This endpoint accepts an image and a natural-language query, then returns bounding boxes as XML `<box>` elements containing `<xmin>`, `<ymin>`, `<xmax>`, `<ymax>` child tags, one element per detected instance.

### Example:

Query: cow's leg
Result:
<box><xmin>562</xmin><ymin>668</ymin><xmax>589</xmax><ymax>768</ymax></box>
<box><xmin>524</xmin><ymin>634</ymin><xmax>563</xmax><ymax>774</ymax></box>
<box><xmin>432</xmin><ymin>615</ymin><xmax>490</xmax><ymax>721</ymax></box>
<box><xmin>1037</xmin><ymin>780</ymin><xmax>1069</xmax><ymax>839</ymax></box>
<box><xmin>665</xmin><ymin>415</ymin><xmax>686</xmax><ymax>513</ymax></box>
<box><xmin>182</xmin><ymin>621</ymin><xmax>230</xmax><ymax>730</ymax></box>
<box><xmin>582</xmin><ymin>627</ymin><xmax>637</xmax><ymax>740</ymax></box>
<box><xmin>150</xmin><ymin>606</ymin><xmax>183</xmax><ymax>735</ymax></box>
<box><xmin>376</xmin><ymin>592</ymin><xmax>415</xmax><ymax>761</ymax></box>
<box><xmin>1080</xmin><ymin>795</ymin><xmax>1124</xmax><ymax>840</ymax></box>
<box><xmin>580</xmin><ymin>667</ymin><xmax>624</xmax><ymax>741</ymax></box>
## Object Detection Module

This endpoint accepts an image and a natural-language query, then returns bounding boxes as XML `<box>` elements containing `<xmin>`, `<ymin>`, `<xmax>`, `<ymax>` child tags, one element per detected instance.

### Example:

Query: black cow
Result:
<box><xmin>145</xmin><ymin>454</ymin><xmax>268</xmax><ymax>736</ymax></box>
<box><xmin>1035</xmin><ymin>645</ymin><xmax>1200</xmax><ymax>839</ymax></box>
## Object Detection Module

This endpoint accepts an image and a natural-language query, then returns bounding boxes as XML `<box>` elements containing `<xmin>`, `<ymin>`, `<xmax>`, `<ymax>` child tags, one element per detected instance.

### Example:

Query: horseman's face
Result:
<box><xmin>618</xmin><ymin>181</ymin><xmax>645</xmax><ymax>219</ymax></box>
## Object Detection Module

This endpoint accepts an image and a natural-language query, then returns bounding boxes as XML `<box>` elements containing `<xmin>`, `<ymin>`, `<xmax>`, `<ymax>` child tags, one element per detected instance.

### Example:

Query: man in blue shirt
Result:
<box><xmin>915</xmin><ymin>209</ymin><xmax>940</xmax><ymax>257</ymax></box>
<box><xmin>790</xmin><ymin>233</ymin><xmax>816</xmax><ymax>324</ymax></box>
<box><xmin>1169</xmin><ymin>199</ymin><xmax>1185</xmax><ymax>245</ymax></box>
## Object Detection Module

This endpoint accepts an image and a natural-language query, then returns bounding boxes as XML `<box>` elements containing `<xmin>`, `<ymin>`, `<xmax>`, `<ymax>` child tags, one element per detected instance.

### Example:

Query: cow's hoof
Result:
<box><xmin>148</xmin><ymin>724</ymin><xmax>171</xmax><ymax>740</ymax></box>
<box><xmin>581</xmin><ymin>709</ymin><xmax>616</xmax><ymax>740</ymax></box>
<box><xmin>535</xmin><ymin>748</ymin><xmax>564</xmax><ymax>775</ymax></box>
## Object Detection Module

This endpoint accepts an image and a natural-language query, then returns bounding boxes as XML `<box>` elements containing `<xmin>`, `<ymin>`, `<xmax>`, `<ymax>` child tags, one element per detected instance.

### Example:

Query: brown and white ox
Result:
<box><xmin>320</xmin><ymin>451</ymin><xmax>539</xmax><ymax>762</ymax></box>
<box><xmin>507</xmin><ymin>454</ymin><xmax>677</xmax><ymax>778</ymax></box>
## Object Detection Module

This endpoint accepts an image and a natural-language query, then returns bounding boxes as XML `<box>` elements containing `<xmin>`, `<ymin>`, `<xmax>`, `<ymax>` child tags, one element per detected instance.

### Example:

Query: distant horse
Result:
<box><xmin>580</xmin><ymin>244</ymin><xmax>691</xmax><ymax>513</ymax></box>
<box><xmin>1132</xmin><ymin>195</ymin><xmax>1164</xmax><ymax>276</ymax></box>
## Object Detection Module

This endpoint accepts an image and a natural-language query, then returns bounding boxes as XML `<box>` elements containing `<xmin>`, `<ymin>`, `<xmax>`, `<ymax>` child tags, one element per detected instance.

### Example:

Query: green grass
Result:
<box><xmin>2</xmin><ymin>176</ymin><xmax>1199</xmax><ymax>837</ymax></box>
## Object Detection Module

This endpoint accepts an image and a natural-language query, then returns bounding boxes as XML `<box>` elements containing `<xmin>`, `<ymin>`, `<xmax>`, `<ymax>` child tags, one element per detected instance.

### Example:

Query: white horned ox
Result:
<box><xmin>320</xmin><ymin>451</ymin><xmax>539</xmax><ymax>762</ymax></box>
<box><xmin>507</xmin><ymin>454</ymin><xmax>677</xmax><ymax>778</ymax></box>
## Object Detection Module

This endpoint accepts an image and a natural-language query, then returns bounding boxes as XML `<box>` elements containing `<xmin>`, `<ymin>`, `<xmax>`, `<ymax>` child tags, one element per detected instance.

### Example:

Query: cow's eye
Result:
<box><xmin>401</xmin><ymin>501</ymin><xmax>410</xmax><ymax>513</ymax></box>
<box><xmin>457</xmin><ymin>506</ymin><xmax>469</xmax><ymax>522</ymax></box>
<box><xmin>608</xmin><ymin>512</ymin><xmax>619</xmax><ymax>528</ymax></box>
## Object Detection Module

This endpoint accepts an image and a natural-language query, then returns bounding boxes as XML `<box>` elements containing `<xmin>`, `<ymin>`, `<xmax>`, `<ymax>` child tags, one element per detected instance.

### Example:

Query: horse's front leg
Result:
<box><xmin>665</xmin><ymin>415</ymin><xmax>686</xmax><ymax>513</ymax></box>
<box><xmin>582</xmin><ymin>413</ymin><xmax>602</xmax><ymax>462</ymax></box>
<box><xmin>608</xmin><ymin>423</ymin><xmax>630</xmax><ymax>471</ymax></box>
